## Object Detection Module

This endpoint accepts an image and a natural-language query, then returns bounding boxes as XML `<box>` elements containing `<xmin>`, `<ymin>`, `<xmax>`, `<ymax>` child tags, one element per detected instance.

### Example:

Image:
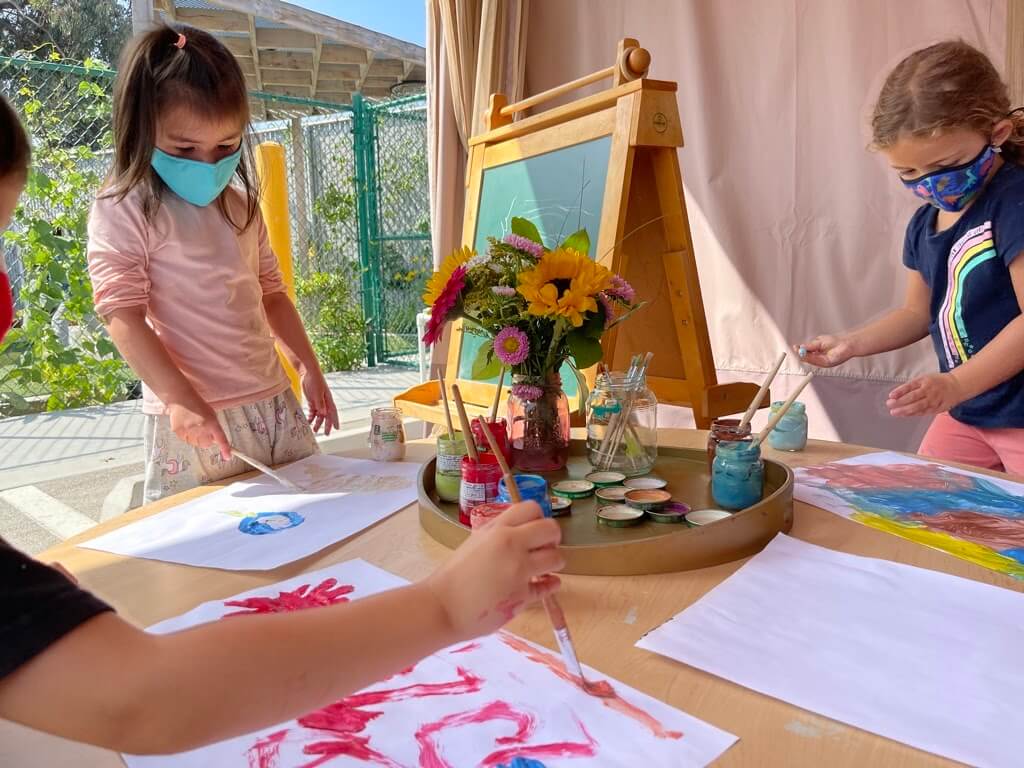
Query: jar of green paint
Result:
<box><xmin>435</xmin><ymin>432</ymin><xmax>468</xmax><ymax>502</ymax></box>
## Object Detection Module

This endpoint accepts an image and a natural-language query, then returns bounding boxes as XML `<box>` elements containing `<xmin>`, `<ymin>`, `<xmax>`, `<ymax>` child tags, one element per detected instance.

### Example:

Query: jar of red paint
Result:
<box><xmin>470</xmin><ymin>501</ymin><xmax>510</xmax><ymax>530</ymax></box>
<box><xmin>459</xmin><ymin>452</ymin><xmax>502</xmax><ymax>526</ymax></box>
<box><xmin>471</xmin><ymin>417</ymin><xmax>512</xmax><ymax>465</ymax></box>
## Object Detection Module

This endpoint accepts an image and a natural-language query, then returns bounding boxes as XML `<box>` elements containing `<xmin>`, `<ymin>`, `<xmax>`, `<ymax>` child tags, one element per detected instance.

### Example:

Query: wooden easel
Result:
<box><xmin>395</xmin><ymin>39</ymin><xmax>763</xmax><ymax>429</ymax></box>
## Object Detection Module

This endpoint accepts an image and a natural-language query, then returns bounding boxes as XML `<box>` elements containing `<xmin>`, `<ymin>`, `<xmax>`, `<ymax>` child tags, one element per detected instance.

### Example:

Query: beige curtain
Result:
<box><xmin>523</xmin><ymin>0</ymin><xmax>1005</xmax><ymax>451</ymax></box>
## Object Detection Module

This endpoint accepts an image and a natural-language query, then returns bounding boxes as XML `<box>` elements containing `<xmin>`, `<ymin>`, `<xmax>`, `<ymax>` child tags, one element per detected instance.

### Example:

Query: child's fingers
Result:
<box><xmin>888</xmin><ymin>380</ymin><xmax>921</xmax><ymax>401</ymax></box>
<box><xmin>528</xmin><ymin>546</ymin><xmax>566</xmax><ymax>576</ymax></box>
<box><xmin>529</xmin><ymin>573</ymin><xmax>561</xmax><ymax>600</ymax></box>
<box><xmin>511</xmin><ymin>517</ymin><xmax>563</xmax><ymax>552</ymax></box>
<box><xmin>326</xmin><ymin>395</ymin><xmax>340</xmax><ymax>432</ymax></box>
<box><xmin>890</xmin><ymin>400</ymin><xmax>929</xmax><ymax>417</ymax></box>
<box><xmin>495</xmin><ymin>500</ymin><xmax>544</xmax><ymax>527</ymax></box>
<box><xmin>212</xmin><ymin>426</ymin><xmax>233</xmax><ymax>461</ymax></box>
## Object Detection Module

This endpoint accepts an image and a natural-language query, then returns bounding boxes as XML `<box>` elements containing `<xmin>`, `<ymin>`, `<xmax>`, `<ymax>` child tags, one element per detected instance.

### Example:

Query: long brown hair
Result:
<box><xmin>105</xmin><ymin>23</ymin><xmax>259</xmax><ymax>230</ymax></box>
<box><xmin>0</xmin><ymin>94</ymin><xmax>31</xmax><ymax>179</ymax></box>
<box><xmin>871</xmin><ymin>40</ymin><xmax>1024</xmax><ymax>162</ymax></box>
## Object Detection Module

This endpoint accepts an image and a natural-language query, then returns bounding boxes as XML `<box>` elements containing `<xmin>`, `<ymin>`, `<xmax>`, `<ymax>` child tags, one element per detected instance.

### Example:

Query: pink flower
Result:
<box><xmin>608</xmin><ymin>275</ymin><xmax>635</xmax><ymax>303</ymax></box>
<box><xmin>422</xmin><ymin>266</ymin><xmax>467</xmax><ymax>345</ymax></box>
<box><xmin>502</xmin><ymin>233</ymin><xmax>544</xmax><ymax>259</ymax></box>
<box><xmin>511</xmin><ymin>383</ymin><xmax>544</xmax><ymax>401</ymax></box>
<box><xmin>494</xmin><ymin>326</ymin><xmax>530</xmax><ymax>366</ymax></box>
<box><xmin>491</xmin><ymin>285</ymin><xmax>517</xmax><ymax>297</ymax></box>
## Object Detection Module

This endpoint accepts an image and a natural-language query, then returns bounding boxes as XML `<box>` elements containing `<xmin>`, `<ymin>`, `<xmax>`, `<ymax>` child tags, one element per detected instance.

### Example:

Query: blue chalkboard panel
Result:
<box><xmin>459</xmin><ymin>136</ymin><xmax>613</xmax><ymax>396</ymax></box>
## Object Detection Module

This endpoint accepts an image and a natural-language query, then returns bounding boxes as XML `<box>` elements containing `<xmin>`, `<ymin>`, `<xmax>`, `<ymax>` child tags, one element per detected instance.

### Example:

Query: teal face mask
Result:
<box><xmin>150</xmin><ymin>147</ymin><xmax>242</xmax><ymax>207</ymax></box>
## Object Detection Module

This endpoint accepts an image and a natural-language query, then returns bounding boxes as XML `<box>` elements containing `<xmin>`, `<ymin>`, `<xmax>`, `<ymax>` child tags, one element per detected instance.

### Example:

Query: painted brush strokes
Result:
<box><xmin>124</xmin><ymin>559</ymin><xmax>737</xmax><ymax>768</ymax></box>
<box><xmin>795</xmin><ymin>451</ymin><xmax>1024</xmax><ymax>578</ymax></box>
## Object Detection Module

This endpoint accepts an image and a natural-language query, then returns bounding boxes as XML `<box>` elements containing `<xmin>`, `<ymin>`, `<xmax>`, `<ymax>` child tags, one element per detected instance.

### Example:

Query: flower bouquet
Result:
<box><xmin>422</xmin><ymin>217</ymin><xmax>643</xmax><ymax>471</ymax></box>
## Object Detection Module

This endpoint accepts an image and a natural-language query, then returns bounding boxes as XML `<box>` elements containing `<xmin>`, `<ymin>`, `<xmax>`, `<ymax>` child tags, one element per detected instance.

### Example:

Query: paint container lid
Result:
<box><xmin>685</xmin><ymin>508</ymin><xmax>732</xmax><ymax>526</ymax></box>
<box><xmin>552</xmin><ymin>479</ymin><xmax>595</xmax><ymax>499</ymax></box>
<box><xmin>662</xmin><ymin>501</ymin><xmax>691</xmax><ymax>515</ymax></box>
<box><xmin>585</xmin><ymin>470</ymin><xmax>627</xmax><ymax>487</ymax></box>
<box><xmin>624</xmin><ymin>488</ymin><xmax>672</xmax><ymax>510</ymax></box>
<box><xmin>647</xmin><ymin>507</ymin><xmax>689</xmax><ymax>524</ymax></box>
<box><xmin>597</xmin><ymin>504</ymin><xmax>645</xmax><ymax>527</ymax></box>
<box><xmin>550</xmin><ymin>496</ymin><xmax>572</xmax><ymax>515</ymax></box>
<box><xmin>624</xmin><ymin>476</ymin><xmax>668</xmax><ymax>490</ymax></box>
<box><xmin>595</xmin><ymin>485</ymin><xmax>629</xmax><ymax>503</ymax></box>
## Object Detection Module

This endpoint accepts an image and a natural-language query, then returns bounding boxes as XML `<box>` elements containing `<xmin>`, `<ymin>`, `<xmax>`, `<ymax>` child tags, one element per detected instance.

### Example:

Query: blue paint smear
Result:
<box><xmin>999</xmin><ymin>547</ymin><xmax>1024</xmax><ymax>564</ymax></box>
<box><xmin>833</xmin><ymin>473</ymin><xmax>1024</xmax><ymax>520</ymax></box>
<box><xmin>497</xmin><ymin>759</ymin><xmax>548</xmax><ymax>768</ymax></box>
<box><xmin>238</xmin><ymin>511</ymin><xmax>305</xmax><ymax>535</ymax></box>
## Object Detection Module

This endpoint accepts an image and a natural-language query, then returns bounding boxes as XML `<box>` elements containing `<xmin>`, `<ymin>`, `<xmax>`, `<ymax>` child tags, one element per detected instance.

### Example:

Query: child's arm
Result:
<box><xmin>799</xmin><ymin>269</ymin><xmax>931</xmax><ymax>367</ymax></box>
<box><xmin>263</xmin><ymin>292</ymin><xmax>340</xmax><ymax>435</ymax></box>
<box><xmin>0</xmin><ymin>502</ymin><xmax>561</xmax><ymax>755</ymax></box>
<box><xmin>104</xmin><ymin>306</ymin><xmax>232</xmax><ymax>459</ymax></box>
<box><xmin>888</xmin><ymin>257</ymin><xmax>1024</xmax><ymax>416</ymax></box>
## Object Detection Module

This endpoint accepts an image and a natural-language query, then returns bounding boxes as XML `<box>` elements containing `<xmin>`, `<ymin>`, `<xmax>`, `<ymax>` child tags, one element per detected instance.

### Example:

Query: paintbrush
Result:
<box><xmin>232</xmin><ymin>450</ymin><xmax>303</xmax><ymax>492</ymax></box>
<box><xmin>490</xmin><ymin>367</ymin><xmax>506</xmax><ymax>422</ymax></box>
<box><xmin>477</xmin><ymin>419</ymin><xmax>590</xmax><ymax>690</ymax></box>
<box><xmin>752</xmin><ymin>372</ymin><xmax>814</xmax><ymax>447</ymax></box>
<box><xmin>450</xmin><ymin>384</ymin><xmax>479</xmax><ymax>462</ymax></box>
<box><xmin>739</xmin><ymin>352</ymin><xmax>787</xmax><ymax>430</ymax></box>
<box><xmin>438</xmin><ymin>372</ymin><xmax>455</xmax><ymax>439</ymax></box>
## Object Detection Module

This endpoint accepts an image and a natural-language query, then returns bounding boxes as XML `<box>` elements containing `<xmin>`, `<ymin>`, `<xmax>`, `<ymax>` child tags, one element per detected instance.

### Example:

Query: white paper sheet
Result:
<box><xmin>125</xmin><ymin>559</ymin><xmax>736</xmax><ymax>768</ymax></box>
<box><xmin>80</xmin><ymin>455</ymin><xmax>420</xmax><ymax>570</ymax></box>
<box><xmin>794</xmin><ymin>450</ymin><xmax>1024</xmax><ymax>579</ymax></box>
<box><xmin>637</xmin><ymin>534</ymin><xmax>1024</xmax><ymax>767</ymax></box>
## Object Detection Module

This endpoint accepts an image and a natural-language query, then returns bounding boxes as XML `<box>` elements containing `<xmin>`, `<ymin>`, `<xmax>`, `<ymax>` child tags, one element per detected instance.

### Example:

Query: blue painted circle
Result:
<box><xmin>238</xmin><ymin>511</ymin><xmax>305</xmax><ymax>535</ymax></box>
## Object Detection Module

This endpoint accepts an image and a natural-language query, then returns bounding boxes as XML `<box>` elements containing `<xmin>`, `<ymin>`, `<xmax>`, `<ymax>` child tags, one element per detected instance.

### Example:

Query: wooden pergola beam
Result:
<box><xmin>205</xmin><ymin>0</ymin><xmax>425</xmax><ymax>64</ymax></box>
<box><xmin>1008</xmin><ymin>0</ymin><xmax>1024</xmax><ymax>105</ymax></box>
<box><xmin>312</xmin><ymin>34</ymin><xmax>323</xmax><ymax>100</ymax></box>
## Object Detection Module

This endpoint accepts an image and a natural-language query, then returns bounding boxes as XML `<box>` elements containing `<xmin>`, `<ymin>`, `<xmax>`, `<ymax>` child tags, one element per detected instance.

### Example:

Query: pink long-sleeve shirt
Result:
<box><xmin>87</xmin><ymin>186</ymin><xmax>290</xmax><ymax>415</ymax></box>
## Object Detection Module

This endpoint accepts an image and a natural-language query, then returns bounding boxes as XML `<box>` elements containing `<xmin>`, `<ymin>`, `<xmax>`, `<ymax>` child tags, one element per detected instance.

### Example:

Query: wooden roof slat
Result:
<box><xmin>247</xmin><ymin>14</ymin><xmax>264</xmax><ymax>92</ymax></box>
<box><xmin>261</xmin><ymin>68</ymin><xmax>312</xmax><ymax>86</ymax></box>
<box><xmin>366</xmin><ymin>58</ymin><xmax>404</xmax><ymax>78</ymax></box>
<box><xmin>360</xmin><ymin>86</ymin><xmax>392</xmax><ymax>98</ymax></box>
<box><xmin>255</xmin><ymin>27</ymin><xmax>316</xmax><ymax>49</ymax></box>
<box><xmin>263</xmin><ymin>84</ymin><xmax>314</xmax><ymax>97</ymax></box>
<box><xmin>320</xmin><ymin>44</ymin><xmax>367</xmax><ymax>66</ymax></box>
<box><xmin>317</xmin><ymin>78</ymin><xmax>357</xmax><ymax>90</ymax></box>
<box><xmin>318</xmin><ymin>62</ymin><xmax>361</xmax><ymax>80</ymax></box>
<box><xmin>362</xmin><ymin>77</ymin><xmax>400</xmax><ymax>89</ymax></box>
<box><xmin>204</xmin><ymin>0</ymin><xmax>425</xmax><ymax>63</ymax></box>
<box><xmin>176</xmin><ymin>7</ymin><xmax>249</xmax><ymax>32</ymax></box>
<box><xmin>217</xmin><ymin>35</ymin><xmax>252</xmax><ymax>56</ymax></box>
<box><xmin>259</xmin><ymin>50</ymin><xmax>314</xmax><ymax>70</ymax></box>
<box><xmin>311</xmin><ymin>35</ymin><xmax>323</xmax><ymax>99</ymax></box>
<box><xmin>236</xmin><ymin>56</ymin><xmax>256</xmax><ymax>75</ymax></box>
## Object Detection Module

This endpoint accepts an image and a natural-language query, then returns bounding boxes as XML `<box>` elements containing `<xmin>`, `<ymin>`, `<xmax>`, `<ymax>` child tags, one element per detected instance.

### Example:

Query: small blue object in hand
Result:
<box><xmin>497</xmin><ymin>759</ymin><xmax>548</xmax><ymax>768</ymax></box>
<box><xmin>798</xmin><ymin>345</ymin><xmax>807</xmax><ymax>359</ymax></box>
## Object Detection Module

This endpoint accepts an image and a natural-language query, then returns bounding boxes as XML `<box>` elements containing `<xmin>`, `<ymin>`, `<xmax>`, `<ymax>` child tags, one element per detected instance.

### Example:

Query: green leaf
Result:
<box><xmin>560</xmin><ymin>229</ymin><xmax>590</xmax><ymax>255</ymax></box>
<box><xmin>471</xmin><ymin>340</ymin><xmax>501</xmax><ymax>379</ymax></box>
<box><xmin>580</xmin><ymin>306</ymin><xmax>606</xmax><ymax>340</ymax></box>
<box><xmin>510</xmin><ymin>217</ymin><xmax>543</xmax><ymax>246</ymax></box>
<box><xmin>566</xmin><ymin>331</ymin><xmax>603</xmax><ymax>369</ymax></box>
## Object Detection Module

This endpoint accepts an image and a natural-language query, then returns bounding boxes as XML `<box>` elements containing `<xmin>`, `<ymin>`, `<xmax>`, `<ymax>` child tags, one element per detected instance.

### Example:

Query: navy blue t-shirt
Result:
<box><xmin>903</xmin><ymin>161</ymin><xmax>1024</xmax><ymax>428</ymax></box>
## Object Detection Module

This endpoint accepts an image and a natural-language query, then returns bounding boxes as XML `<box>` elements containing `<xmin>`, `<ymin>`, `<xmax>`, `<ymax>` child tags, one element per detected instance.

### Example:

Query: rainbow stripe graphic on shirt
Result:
<box><xmin>937</xmin><ymin>221</ymin><xmax>998</xmax><ymax>368</ymax></box>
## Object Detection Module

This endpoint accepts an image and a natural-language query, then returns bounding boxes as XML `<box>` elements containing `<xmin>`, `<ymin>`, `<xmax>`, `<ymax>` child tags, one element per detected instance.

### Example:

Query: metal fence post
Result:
<box><xmin>364</xmin><ymin>102</ymin><xmax>386</xmax><ymax>365</ymax></box>
<box><xmin>351</xmin><ymin>93</ymin><xmax>377</xmax><ymax>367</ymax></box>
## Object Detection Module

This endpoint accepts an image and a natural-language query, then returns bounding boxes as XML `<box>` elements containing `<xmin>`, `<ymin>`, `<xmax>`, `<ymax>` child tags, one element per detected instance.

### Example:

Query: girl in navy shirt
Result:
<box><xmin>802</xmin><ymin>41</ymin><xmax>1024</xmax><ymax>476</ymax></box>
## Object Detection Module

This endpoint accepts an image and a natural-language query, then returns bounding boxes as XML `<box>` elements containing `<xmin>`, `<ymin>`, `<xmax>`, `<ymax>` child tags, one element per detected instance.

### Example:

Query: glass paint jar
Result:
<box><xmin>459</xmin><ymin>453</ymin><xmax>502</xmax><ymax>526</ymax></box>
<box><xmin>706</xmin><ymin>418</ymin><xmax>752</xmax><ymax>471</ymax></box>
<box><xmin>712</xmin><ymin>441</ymin><xmax>764</xmax><ymax>511</ymax></box>
<box><xmin>507</xmin><ymin>375</ymin><xmax>571</xmax><ymax>472</ymax></box>
<box><xmin>586</xmin><ymin>372</ymin><xmax>657</xmax><ymax>476</ymax></box>
<box><xmin>768</xmin><ymin>401</ymin><xmax>808</xmax><ymax>452</ymax></box>
<box><xmin>497</xmin><ymin>474</ymin><xmax>552</xmax><ymax>517</ymax></box>
<box><xmin>471</xmin><ymin>417</ymin><xmax>512</xmax><ymax>465</ymax></box>
<box><xmin>470</xmin><ymin>501</ymin><xmax>510</xmax><ymax>530</ymax></box>
<box><xmin>435</xmin><ymin>432</ymin><xmax>468</xmax><ymax>503</ymax></box>
<box><xmin>369</xmin><ymin>407</ymin><xmax>405</xmax><ymax>461</ymax></box>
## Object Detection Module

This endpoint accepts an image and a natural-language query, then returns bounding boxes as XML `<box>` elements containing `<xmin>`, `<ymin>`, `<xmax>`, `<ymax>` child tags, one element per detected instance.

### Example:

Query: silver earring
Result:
<box><xmin>992</xmin><ymin>144</ymin><xmax>1003</xmax><ymax>154</ymax></box>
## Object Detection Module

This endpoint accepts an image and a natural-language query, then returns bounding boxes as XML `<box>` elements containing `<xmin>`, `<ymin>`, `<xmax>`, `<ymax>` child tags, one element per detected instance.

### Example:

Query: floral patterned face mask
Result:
<box><xmin>902</xmin><ymin>144</ymin><xmax>998</xmax><ymax>212</ymax></box>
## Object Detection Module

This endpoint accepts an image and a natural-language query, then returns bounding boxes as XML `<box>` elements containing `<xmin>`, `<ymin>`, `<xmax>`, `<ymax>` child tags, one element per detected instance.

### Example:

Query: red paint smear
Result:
<box><xmin>344</xmin><ymin>666</ymin><xmax>483</xmax><ymax>706</ymax></box>
<box><xmin>481</xmin><ymin>718</ymin><xmax>598</xmax><ymax>766</ymax></box>
<box><xmin>802</xmin><ymin>462</ymin><xmax>974</xmax><ymax>492</ymax></box>
<box><xmin>449</xmin><ymin>641</ymin><xmax>481</xmax><ymax>654</ymax></box>
<box><xmin>247</xmin><ymin>728</ymin><xmax>289</xmax><ymax>768</ymax></box>
<box><xmin>224</xmin><ymin>579</ymin><xmax>355</xmax><ymax>617</ymax></box>
<box><xmin>500</xmin><ymin>633</ymin><xmax>683</xmax><ymax>741</ymax></box>
<box><xmin>415</xmin><ymin>700</ymin><xmax>535</xmax><ymax>768</ymax></box>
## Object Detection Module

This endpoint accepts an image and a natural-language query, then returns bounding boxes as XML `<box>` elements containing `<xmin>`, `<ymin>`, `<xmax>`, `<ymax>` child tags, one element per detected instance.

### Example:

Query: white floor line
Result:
<box><xmin>0</xmin><ymin>486</ymin><xmax>96</xmax><ymax>540</ymax></box>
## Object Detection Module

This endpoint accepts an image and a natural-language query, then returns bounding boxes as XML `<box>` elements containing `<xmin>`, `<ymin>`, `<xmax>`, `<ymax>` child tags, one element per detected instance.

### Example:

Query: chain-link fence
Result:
<box><xmin>0</xmin><ymin>52</ymin><xmax>430</xmax><ymax>417</ymax></box>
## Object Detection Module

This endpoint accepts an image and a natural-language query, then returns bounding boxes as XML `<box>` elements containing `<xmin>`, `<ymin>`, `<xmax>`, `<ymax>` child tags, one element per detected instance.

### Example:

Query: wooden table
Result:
<box><xmin>4</xmin><ymin>430</ymin><xmax>1020</xmax><ymax>768</ymax></box>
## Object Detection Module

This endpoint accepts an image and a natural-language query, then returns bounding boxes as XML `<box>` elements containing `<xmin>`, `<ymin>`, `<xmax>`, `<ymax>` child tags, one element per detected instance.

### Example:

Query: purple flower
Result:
<box><xmin>608</xmin><ymin>275</ymin><xmax>636</xmax><ymax>303</ymax></box>
<box><xmin>511</xmin><ymin>383</ymin><xmax>544</xmax><ymax>401</ymax></box>
<box><xmin>502</xmin><ymin>233</ymin><xmax>544</xmax><ymax>259</ymax></box>
<box><xmin>598</xmin><ymin>292</ymin><xmax>616</xmax><ymax>327</ymax></box>
<box><xmin>491</xmin><ymin>285</ymin><xmax>517</xmax><ymax>297</ymax></box>
<box><xmin>494</xmin><ymin>326</ymin><xmax>530</xmax><ymax>366</ymax></box>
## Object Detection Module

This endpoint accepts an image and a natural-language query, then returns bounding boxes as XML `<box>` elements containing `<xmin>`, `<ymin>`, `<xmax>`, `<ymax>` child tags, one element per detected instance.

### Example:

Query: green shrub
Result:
<box><xmin>295</xmin><ymin>271</ymin><xmax>366</xmax><ymax>372</ymax></box>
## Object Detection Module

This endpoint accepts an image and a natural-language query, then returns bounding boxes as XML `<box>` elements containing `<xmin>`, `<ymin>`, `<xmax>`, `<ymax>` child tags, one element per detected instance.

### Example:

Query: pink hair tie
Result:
<box><xmin>174</xmin><ymin>33</ymin><xmax>186</xmax><ymax>49</ymax></box>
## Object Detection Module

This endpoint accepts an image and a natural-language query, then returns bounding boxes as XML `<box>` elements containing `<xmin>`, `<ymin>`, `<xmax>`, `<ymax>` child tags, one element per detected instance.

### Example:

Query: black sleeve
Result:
<box><xmin>0</xmin><ymin>540</ymin><xmax>113</xmax><ymax>680</ymax></box>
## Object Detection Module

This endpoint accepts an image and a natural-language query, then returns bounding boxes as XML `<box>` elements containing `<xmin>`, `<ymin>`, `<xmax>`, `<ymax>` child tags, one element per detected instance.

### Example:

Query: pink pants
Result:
<box><xmin>918</xmin><ymin>412</ymin><xmax>1024</xmax><ymax>478</ymax></box>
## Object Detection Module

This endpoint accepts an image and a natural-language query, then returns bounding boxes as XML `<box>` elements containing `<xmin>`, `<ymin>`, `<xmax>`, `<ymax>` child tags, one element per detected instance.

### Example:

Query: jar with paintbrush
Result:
<box><xmin>434</xmin><ymin>374</ymin><xmax>468</xmax><ymax>503</ymax></box>
<box><xmin>587</xmin><ymin>354</ymin><xmax>657</xmax><ymax>476</ymax></box>
<box><xmin>470</xmin><ymin>367</ymin><xmax>512</xmax><ymax>464</ymax></box>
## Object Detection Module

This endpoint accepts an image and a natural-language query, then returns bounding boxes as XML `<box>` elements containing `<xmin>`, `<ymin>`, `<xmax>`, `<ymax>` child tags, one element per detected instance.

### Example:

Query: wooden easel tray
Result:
<box><xmin>418</xmin><ymin>441</ymin><xmax>794</xmax><ymax>575</ymax></box>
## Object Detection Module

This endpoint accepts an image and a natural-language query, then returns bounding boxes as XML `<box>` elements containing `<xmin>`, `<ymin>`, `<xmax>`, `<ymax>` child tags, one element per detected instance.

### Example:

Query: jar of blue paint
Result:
<box><xmin>712</xmin><ymin>441</ymin><xmax>764</xmax><ymax>511</ymax></box>
<box><xmin>767</xmin><ymin>400</ymin><xmax>808</xmax><ymax>452</ymax></box>
<box><xmin>498</xmin><ymin>474</ymin><xmax>552</xmax><ymax>517</ymax></box>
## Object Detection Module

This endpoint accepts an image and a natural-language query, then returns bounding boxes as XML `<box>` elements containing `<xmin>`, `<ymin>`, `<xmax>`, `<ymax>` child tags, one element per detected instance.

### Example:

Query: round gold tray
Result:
<box><xmin>418</xmin><ymin>440</ymin><xmax>794</xmax><ymax>575</ymax></box>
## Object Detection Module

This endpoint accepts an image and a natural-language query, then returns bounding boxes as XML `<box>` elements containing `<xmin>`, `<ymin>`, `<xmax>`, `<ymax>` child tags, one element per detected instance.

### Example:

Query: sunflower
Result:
<box><xmin>423</xmin><ymin>246</ymin><xmax>475</xmax><ymax>306</ymax></box>
<box><xmin>516</xmin><ymin>247</ymin><xmax>613</xmax><ymax>326</ymax></box>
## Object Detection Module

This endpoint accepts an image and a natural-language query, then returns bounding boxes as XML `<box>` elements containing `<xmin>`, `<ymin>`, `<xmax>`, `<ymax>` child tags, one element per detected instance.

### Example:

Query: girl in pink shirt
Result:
<box><xmin>88</xmin><ymin>25</ymin><xmax>339</xmax><ymax>501</ymax></box>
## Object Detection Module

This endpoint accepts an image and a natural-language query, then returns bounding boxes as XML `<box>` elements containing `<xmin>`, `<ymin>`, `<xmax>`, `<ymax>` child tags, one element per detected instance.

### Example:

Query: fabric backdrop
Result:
<box><xmin>521</xmin><ymin>0</ymin><xmax>1007</xmax><ymax>450</ymax></box>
